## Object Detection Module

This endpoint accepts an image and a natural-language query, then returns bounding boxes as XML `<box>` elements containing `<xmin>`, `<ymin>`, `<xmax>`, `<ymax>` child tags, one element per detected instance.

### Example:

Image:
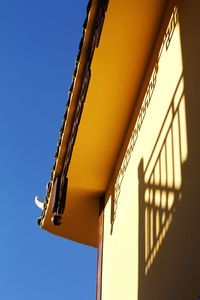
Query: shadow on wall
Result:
<box><xmin>110</xmin><ymin>47</ymin><xmax>159</xmax><ymax>235</ymax></box>
<box><xmin>109</xmin><ymin>5</ymin><xmax>179</xmax><ymax>235</ymax></box>
<box><xmin>138</xmin><ymin>73</ymin><xmax>186</xmax><ymax>277</ymax></box>
<box><xmin>138</xmin><ymin>1</ymin><xmax>200</xmax><ymax>299</ymax></box>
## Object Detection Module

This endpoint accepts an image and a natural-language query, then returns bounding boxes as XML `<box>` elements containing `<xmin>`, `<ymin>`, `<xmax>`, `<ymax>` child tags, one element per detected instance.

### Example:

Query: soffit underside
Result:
<box><xmin>41</xmin><ymin>0</ymin><xmax>168</xmax><ymax>247</ymax></box>
<box><xmin>68</xmin><ymin>0</ymin><xmax>167</xmax><ymax>193</ymax></box>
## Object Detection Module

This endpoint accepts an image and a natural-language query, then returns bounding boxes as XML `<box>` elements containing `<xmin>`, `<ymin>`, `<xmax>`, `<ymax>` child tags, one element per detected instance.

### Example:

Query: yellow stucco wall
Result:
<box><xmin>101</xmin><ymin>1</ymin><xmax>200</xmax><ymax>299</ymax></box>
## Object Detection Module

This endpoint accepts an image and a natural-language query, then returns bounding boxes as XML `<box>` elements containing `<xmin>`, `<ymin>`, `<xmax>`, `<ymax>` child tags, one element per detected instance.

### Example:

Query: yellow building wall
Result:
<box><xmin>101</xmin><ymin>1</ymin><xmax>200</xmax><ymax>299</ymax></box>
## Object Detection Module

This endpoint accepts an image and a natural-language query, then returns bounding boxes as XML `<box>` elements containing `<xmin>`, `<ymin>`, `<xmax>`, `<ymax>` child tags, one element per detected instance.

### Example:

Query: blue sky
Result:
<box><xmin>0</xmin><ymin>0</ymin><xmax>97</xmax><ymax>299</ymax></box>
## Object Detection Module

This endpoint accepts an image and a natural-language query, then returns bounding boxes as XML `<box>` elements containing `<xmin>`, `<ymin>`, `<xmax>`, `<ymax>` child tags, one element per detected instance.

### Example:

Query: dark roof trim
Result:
<box><xmin>39</xmin><ymin>0</ymin><xmax>109</xmax><ymax>226</ymax></box>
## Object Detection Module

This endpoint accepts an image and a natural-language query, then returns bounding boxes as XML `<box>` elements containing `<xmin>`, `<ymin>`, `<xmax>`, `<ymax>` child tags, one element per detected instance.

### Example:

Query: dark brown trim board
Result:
<box><xmin>96</xmin><ymin>197</ymin><xmax>104</xmax><ymax>300</ymax></box>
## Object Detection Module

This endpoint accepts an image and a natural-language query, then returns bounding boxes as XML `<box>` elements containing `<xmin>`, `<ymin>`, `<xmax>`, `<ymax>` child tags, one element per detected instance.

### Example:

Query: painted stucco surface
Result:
<box><xmin>101</xmin><ymin>1</ymin><xmax>200</xmax><ymax>298</ymax></box>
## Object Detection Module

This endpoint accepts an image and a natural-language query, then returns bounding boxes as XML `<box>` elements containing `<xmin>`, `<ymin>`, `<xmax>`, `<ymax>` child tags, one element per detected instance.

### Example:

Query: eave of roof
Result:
<box><xmin>38</xmin><ymin>0</ymin><xmax>109</xmax><ymax>247</ymax></box>
<box><xmin>38</xmin><ymin>0</ymin><xmax>168</xmax><ymax>247</ymax></box>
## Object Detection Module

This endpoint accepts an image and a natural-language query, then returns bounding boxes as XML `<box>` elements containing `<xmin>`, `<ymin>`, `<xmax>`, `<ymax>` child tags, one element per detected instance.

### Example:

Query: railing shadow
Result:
<box><xmin>110</xmin><ymin>6</ymin><xmax>179</xmax><ymax>235</ymax></box>
<box><xmin>138</xmin><ymin>1</ymin><xmax>200</xmax><ymax>298</ymax></box>
<box><xmin>138</xmin><ymin>72</ymin><xmax>188</xmax><ymax>298</ymax></box>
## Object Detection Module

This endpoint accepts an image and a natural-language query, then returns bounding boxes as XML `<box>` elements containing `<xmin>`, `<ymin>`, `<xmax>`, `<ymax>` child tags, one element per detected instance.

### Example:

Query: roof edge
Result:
<box><xmin>38</xmin><ymin>0</ymin><xmax>109</xmax><ymax>227</ymax></box>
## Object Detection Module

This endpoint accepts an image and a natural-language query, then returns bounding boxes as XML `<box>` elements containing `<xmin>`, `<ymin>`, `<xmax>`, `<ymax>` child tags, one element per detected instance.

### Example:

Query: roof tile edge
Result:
<box><xmin>38</xmin><ymin>0</ymin><xmax>109</xmax><ymax>227</ymax></box>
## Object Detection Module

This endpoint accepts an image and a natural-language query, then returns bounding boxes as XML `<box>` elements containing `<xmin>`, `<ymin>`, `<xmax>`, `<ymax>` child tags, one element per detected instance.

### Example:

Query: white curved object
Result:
<box><xmin>35</xmin><ymin>196</ymin><xmax>44</xmax><ymax>210</ymax></box>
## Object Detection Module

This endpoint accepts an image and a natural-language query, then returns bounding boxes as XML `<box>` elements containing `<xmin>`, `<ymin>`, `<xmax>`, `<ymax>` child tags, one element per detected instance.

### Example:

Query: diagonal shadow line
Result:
<box><xmin>144</xmin><ymin>73</ymin><xmax>183</xmax><ymax>175</ymax></box>
<box><xmin>138</xmin><ymin>72</ymin><xmax>187</xmax><ymax>299</ymax></box>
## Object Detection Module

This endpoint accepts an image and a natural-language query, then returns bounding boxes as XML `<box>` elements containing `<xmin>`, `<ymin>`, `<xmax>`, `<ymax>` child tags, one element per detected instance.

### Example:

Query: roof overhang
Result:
<box><xmin>40</xmin><ymin>0</ymin><xmax>168</xmax><ymax>247</ymax></box>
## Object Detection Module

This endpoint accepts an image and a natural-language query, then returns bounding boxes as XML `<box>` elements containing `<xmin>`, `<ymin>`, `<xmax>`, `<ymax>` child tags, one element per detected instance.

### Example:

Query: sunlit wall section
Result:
<box><xmin>102</xmin><ymin>6</ymin><xmax>187</xmax><ymax>300</ymax></box>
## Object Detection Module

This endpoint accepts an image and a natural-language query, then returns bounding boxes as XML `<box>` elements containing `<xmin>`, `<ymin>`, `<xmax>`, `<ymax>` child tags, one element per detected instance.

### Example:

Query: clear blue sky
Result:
<box><xmin>0</xmin><ymin>0</ymin><xmax>97</xmax><ymax>299</ymax></box>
